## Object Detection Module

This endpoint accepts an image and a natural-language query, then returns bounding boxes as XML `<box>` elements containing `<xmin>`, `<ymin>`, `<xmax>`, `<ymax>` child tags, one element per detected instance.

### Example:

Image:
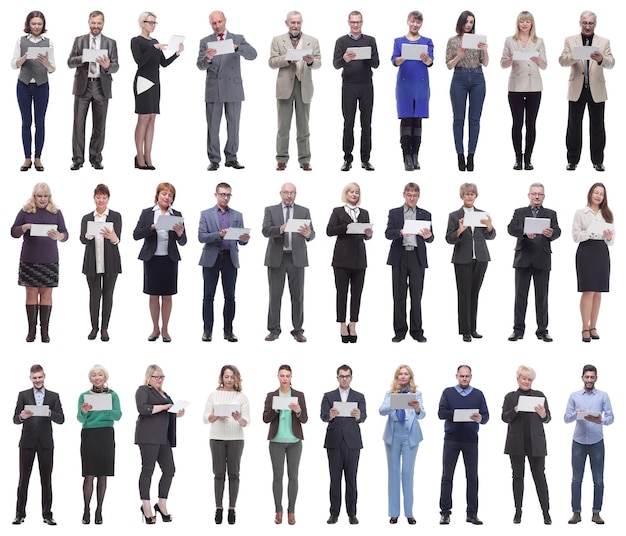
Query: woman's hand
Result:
<box><xmin>21</xmin><ymin>223</ymin><xmax>32</xmax><ymax>233</ymax></box>
<box><xmin>81</xmin><ymin>402</ymin><xmax>93</xmax><ymax>413</ymax></box>
<box><xmin>102</xmin><ymin>227</ymin><xmax>118</xmax><ymax>243</ymax></box>
<box><xmin>153</xmin><ymin>43</ymin><xmax>167</xmax><ymax>51</ymax></box>
<box><xmin>16</xmin><ymin>53</ymin><xmax>28</xmax><ymax>68</ymax></box>
<box><xmin>47</xmin><ymin>229</ymin><xmax>65</xmax><ymax>241</ymax></box>
<box><xmin>173</xmin><ymin>222</ymin><xmax>184</xmax><ymax>238</ymax></box>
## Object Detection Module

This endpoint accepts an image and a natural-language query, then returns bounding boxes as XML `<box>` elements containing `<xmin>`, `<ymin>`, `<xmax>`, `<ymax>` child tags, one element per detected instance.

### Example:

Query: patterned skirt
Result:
<box><xmin>18</xmin><ymin>262</ymin><xmax>59</xmax><ymax>287</ymax></box>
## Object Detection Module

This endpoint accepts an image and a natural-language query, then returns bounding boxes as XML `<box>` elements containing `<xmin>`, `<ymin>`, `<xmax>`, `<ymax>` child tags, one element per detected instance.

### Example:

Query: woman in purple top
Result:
<box><xmin>11</xmin><ymin>182</ymin><xmax>68</xmax><ymax>342</ymax></box>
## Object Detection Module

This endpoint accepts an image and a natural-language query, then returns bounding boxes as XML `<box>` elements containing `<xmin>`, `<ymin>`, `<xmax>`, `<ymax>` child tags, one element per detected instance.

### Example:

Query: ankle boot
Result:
<box><xmin>457</xmin><ymin>153</ymin><xmax>466</xmax><ymax>171</ymax></box>
<box><xmin>26</xmin><ymin>304</ymin><xmax>38</xmax><ymax>342</ymax></box>
<box><xmin>39</xmin><ymin>305</ymin><xmax>52</xmax><ymax>343</ymax></box>
<box><xmin>513</xmin><ymin>153</ymin><xmax>523</xmax><ymax>170</ymax></box>
<box><xmin>411</xmin><ymin>133</ymin><xmax>421</xmax><ymax>170</ymax></box>
<box><xmin>524</xmin><ymin>153</ymin><xmax>534</xmax><ymax>170</ymax></box>
<box><xmin>466</xmin><ymin>153</ymin><xmax>475</xmax><ymax>172</ymax></box>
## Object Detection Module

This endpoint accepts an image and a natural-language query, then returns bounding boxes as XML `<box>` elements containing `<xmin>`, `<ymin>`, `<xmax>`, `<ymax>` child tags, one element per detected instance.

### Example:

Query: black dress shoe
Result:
<box><xmin>224</xmin><ymin>332</ymin><xmax>238</xmax><ymax>342</ymax></box>
<box><xmin>513</xmin><ymin>510</ymin><xmax>522</xmax><ymax>523</ymax></box>
<box><xmin>13</xmin><ymin>516</ymin><xmax>25</xmax><ymax>524</ymax></box>
<box><xmin>92</xmin><ymin>162</ymin><xmax>104</xmax><ymax>170</ymax></box>
<box><xmin>362</xmin><ymin>161</ymin><xmax>375</xmax><ymax>171</ymax></box>
<box><xmin>202</xmin><ymin>330</ymin><xmax>212</xmax><ymax>342</ymax></box>
<box><xmin>537</xmin><ymin>332</ymin><xmax>553</xmax><ymax>342</ymax></box>
<box><xmin>207</xmin><ymin>162</ymin><xmax>220</xmax><ymax>171</ymax></box>
<box><xmin>389</xmin><ymin>517</ymin><xmax>398</xmax><ymax>524</ymax></box>
<box><xmin>404</xmin><ymin>155</ymin><xmax>414</xmax><ymax>171</ymax></box>
<box><xmin>457</xmin><ymin>153</ymin><xmax>466</xmax><ymax>171</ymax></box>
<box><xmin>466</xmin><ymin>153</ymin><xmax>474</xmax><ymax>171</ymax></box>
<box><xmin>414</xmin><ymin>335</ymin><xmax>427</xmax><ymax>343</ymax></box>
<box><xmin>513</xmin><ymin>160</ymin><xmax>523</xmax><ymax>170</ymax></box>
<box><xmin>594</xmin><ymin>163</ymin><xmax>605</xmax><ymax>172</ymax></box>
<box><xmin>43</xmin><ymin>517</ymin><xmax>57</xmax><ymax>525</ymax></box>
<box><xmin>470</xmin><ymin>331</ymin><xmax>483</xmax><ymax>338</ymax></box>
<box><xmin>71</xmin><ymin>162</ymin><xmax>83</xmax><ymax>170</ymax></box>
<box><xmin>407</xmin><ymin>517</ymin><xmax>416</xmax><ymax>525</ymax></box>
<box><xmin>225</xmin><ymin>160</ymin><xmax>245</xmax><ymax>169</ymax></box>
<box><xmin>215</xmin><ymin>508</ymin><xmax>223</xmax><ymax>524</ymax></box>
<box><xmin>543</xmin><ymin>512</ymin><xmax>552</xmax><ymax>525</ymax></box>
<box><xmin>100</xmin><ymin>329</ymin><xmax>109</xmax><ymax>342</ymax></box>
<box><xmin>341</xmin><ymin>160</ymin><xmax>352</xmax><ymax>171</ymax></box>
<box><xmin>327</xmin><ymin>515</ymin><xmax>338</xmax><ymax>524</ymax></box>
<box><xmin>524</xmin><ymin>161</ymin><xmax>534</xmax><ymax>170</ymax></box>
<box><xmin>349</xmin><ymin>516</ymin><xmax>359</xmax><ymax>525</ymax></box>
<box><xmin>227</xmin><ymin>510</ymin><xmax>236</xmax><ymax>525</ymax></box>
<box><xmin>508</xmin><ymin>331</ymin><xmax>523</xmax><ymax>341</ymax></box>
<box><xmin>88</xmin><ymin>328</ymin><xmax>98</xmax><ymax>340</ymax></box>
<box><xmin>566</xmin><ymin>162</ymin><xmax>577</xmax><ymax>171</ymax></box>
<box><xmin>462</xmin><ymin>334</ymin><xmax>472</xmax><ymax>342</ymax></box>
<box><xmin>391</xmin><ymin>335</ymin><xmax>405</xmax><ymax>343</ymax></box>
<box><xmin>440</xmin><ymin>513</ymin><xmax>450</xmax><ymax>524</ymax></box>
<box><xmin>466</xmin><ymin>516</ymin><xmax>483</xmax><ymax>525</ymax></box>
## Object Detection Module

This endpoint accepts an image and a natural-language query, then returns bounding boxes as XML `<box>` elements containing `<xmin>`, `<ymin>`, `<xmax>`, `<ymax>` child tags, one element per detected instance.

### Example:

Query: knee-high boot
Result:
<box><xmin>26</xmin><ymin>304</ymin><xmax>38</xmax><ymax>342</ymax></box>
<box><xmin>411</xmin><ymin>127</ymin><xmax>422</xmax><ymax>170</ymax></box>
<box><xmin>400</xmin><ymin>125</ymin><xmax>413</xmax><ymax>171</ymax></box>
<box><xmin>40</xmin><ymin>305</ymin><xmax>52</xmax><ymax>343</ymax></box>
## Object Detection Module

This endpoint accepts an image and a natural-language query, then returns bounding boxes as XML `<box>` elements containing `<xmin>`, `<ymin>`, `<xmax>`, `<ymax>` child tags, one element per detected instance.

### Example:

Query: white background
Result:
<box><xmin>1</xmin><ymin>1</ymin><xmax>624</xmax><ymax>534</ymax></box>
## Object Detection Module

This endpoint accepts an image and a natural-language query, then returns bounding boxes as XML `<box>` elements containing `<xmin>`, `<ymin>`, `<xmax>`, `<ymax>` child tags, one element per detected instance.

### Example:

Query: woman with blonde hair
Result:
<box><xmin>379</xmin><ymin>365</ymin><xmax>425</xmax><ymax>524</ymax></box>
<box><xmin>11</xmin><ymin>182</ymin><xmax>67</xmax><ymax>342</ymax></box>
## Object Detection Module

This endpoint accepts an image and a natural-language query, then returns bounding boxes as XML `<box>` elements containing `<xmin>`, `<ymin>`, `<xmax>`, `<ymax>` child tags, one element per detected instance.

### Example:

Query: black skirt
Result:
<box><xmin>81</xmin><ymin>427</ymin><xmax>115</xmax><ymax>476</ymax></box>
<box><xmin>143</xmin><ymin>255</ymin><xmax>178</xmax><ymax>296</ymax></box>
<box><xmin>18</xmin><ymin>262</ymin><xmax>59</xmax><ymax>288</ymax></box>
<box><xmin>576</xmin><ymin>240</ymin><xmax>610</xmax><ymax>292</ymax></box>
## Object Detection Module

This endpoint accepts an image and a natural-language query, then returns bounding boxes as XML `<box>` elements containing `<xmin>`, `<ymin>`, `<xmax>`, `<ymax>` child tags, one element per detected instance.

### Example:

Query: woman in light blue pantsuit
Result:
<box><xmin>379</xmin><ymin>364</ymin><xmax>425</xmax><ymax>524</ymax></box>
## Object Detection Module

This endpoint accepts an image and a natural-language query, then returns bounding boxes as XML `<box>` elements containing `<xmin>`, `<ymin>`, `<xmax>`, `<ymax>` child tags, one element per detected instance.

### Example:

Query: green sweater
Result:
<box><xmin>76</xmin><ymin>389</ymin><xmax>122</xmax><ymax>429</ymax></box>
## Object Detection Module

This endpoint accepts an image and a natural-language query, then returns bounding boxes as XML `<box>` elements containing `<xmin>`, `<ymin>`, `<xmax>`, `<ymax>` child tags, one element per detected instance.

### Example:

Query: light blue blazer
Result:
<box><xmin>379</xmin><ymin>390</ymin><xmax>425</xmax><ymax>448</ymax></box>
<box><xmin>198</xmin><ymin>205</ymin><xmax>246</xmax><ymax>268</ymax></box>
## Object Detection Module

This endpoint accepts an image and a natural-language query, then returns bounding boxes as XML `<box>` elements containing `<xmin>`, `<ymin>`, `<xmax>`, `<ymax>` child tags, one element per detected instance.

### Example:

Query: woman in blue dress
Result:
<box><xmin>392</xmin><ymin>11</ymin><xmax>433</xmax><ymax>171</ymax></box>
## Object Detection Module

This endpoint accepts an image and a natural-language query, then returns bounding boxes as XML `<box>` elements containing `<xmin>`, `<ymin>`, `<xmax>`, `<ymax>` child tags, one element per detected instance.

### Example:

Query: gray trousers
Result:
<box><xmin>267</xmin><ymin>253</ymin><xmax>304</xmax><ymax>335</ymax></box>
<box><xmin>205</xmin><ymin>101</ymin><xmax>241</xmax><ymax>164</ymax></box>
<box><xmin>269</xmin><ymin>441</ymin><xmax>302</xmax><ymax>513</ymax></box>
<box><xmin>72</xmin><ymin>80</ymin><xmax>108</xmax><ymax>165</ymax></box>
<box><xmin>210</xmin><ymin>439</ymin><xmax>244</xmax><ymax>508</ymax></box>
<box><xmin>276</xmin><ymin>79</ymin><xmax>310</xmax><ymax>164</ymax></box>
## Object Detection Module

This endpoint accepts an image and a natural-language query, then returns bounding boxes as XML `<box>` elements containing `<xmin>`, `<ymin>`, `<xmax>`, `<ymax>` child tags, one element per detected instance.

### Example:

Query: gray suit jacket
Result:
<box><xmin>196</xmin><ymin>31</ymin><xmax>257</xmax><ymax>102</ymax></box>
<box><xmin>262</xmin><ymin>203</ymin><xmax>315</xmax><ymax>268</ymax></box>
<box><xmin>269</xmin><ymin>33</ymin><xmax>321</xmax><ymax>103</ymax></box>
<box><xmin>67</xmin><ymin>34</ymin><xmax>119</xmax><ymax>98</ymax></box>
<box><xmin>198</xmin><ymin>205</ymin><xmax>246</xmax><ymax>268</ymax></box>
<box><xmin>445</xmin><ymin>207</ymin><xmax>496</xmax><ymax>263</ymax></box>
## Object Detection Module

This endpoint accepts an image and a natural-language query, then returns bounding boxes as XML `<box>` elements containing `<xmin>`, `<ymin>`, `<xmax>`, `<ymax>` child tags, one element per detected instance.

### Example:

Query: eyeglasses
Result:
<box><xmin>151</xmin><ymin>375</ymin><xmax>165</xmax><ymax>380</ymax></box>
<box><xmin>216</xmin><ymin>193</ymin><xmax>232</xmax><ymax>198</ymax></box>
<box><xmin>581</xmin><ymin>21</ymin><xmax>596</xmax><ymax>27</ymax></box>
<box><xmin>404</xmin><ymin>193</ymin><xmax>419</xmax><ymax>199</ymax></box>
<box><xmin>349</xmin><ymin>21</ymin><xmax>363</xmax><ymax>25</ymax></box>
<box><xmin>144</xmin><ymin>20</ymin><xmax>158</xmax><ymax>26</ymax></box>
<box><xmin>337</xmin><ymin>375</ymin><xmax>352</xmax><ymax>380</ymax></box>
<box><xmin>281</xmin><ymin>191</ymin><xmax>296</xmax><ymax>196</ymax></box>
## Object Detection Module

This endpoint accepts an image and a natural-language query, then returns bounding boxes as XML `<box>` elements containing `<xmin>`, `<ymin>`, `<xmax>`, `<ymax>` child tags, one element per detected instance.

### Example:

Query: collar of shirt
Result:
<box><xmin>403</xmin><ymin>205</ymin><xmax>416</xmax><ymax>214</ymax></box>
<box><xmin>348</xmin><ymin>33</ymin><xmax>363</xmax><ymax>40</ymax></box>
<box><xmin>93</xmin><ymin>208</ymin><xmax>109</xmax><ymax>218</ymax></box>
<box><xmin>581</xmin><ymin>33</ymin><xmax>594</xmax><ymax>44</ymax></box>
<box><xmin>528</xmin><ymin>205</ymin><xmax>542</xmax><ymax>210</ymax></box>
<box><xmin>216</xmin><ymin>204</ymin><xmax>230</xmax><ymax>214</ymax></box>
<box><xmin>26</xmin><ymin>34</ymin><xmax>47</xmax><ymax>44</ymax></box>
<box><xmin>217</xmin><ymin>30</ymin><xmax>228</xmax><ymax>39</ymax></box>
<box><xmin>455</xmin><ymin>384</ymin><xmax>474</xmax><ymax>396</ymax></box>
<box><xmin>152</xmin><ymin>204</ymin><xmax>173</xmax><ymax>215</ymax></box>
<box><xmin>282</xmin><ymin>203</ymin><xmax>293</xmax><ymax>210</ymax></box>
<box><xmin>339</xmin><ymin>387</ymin><xmax>350</xmax><ymax>401</ymax></box>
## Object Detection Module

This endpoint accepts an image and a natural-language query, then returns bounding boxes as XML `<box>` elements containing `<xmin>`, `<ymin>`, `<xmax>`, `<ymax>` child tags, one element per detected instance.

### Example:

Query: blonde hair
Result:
<box><xmin>389</xmin><ymin>364</ymin><xmax>418</xmax><ymax>393</ymax></box>
<box><xmin>23</xmin><ymin>182</ymin><xmax>58</xmax><ymax>214</ymax></box>
<box><xmin>341</xmin><ymin>182</ymin><xmax>361</xmax><ymax>204</ymax></box>
<box><xmin>516</xmin><ymin>365</ymin><xmax>536</xmax><ymax>381</ymax></box>
<box><xmin>138</xmin><ymin>11</ymin><xmax>156</xmax><ymax>28</ymax></box>
<box><xmin>217</xmin><ymin>365</ymin><xmax>243</xmax><ymax>392</ymax></box>
<box><xmin>513</xmin><ymin>11</ymin><xmax>538</xmax><ymax>43</ymax></box>
<box><xmin>144</xmin><ymin>364</ymin><xmax>165</xmax><ymax>392</ymax></box>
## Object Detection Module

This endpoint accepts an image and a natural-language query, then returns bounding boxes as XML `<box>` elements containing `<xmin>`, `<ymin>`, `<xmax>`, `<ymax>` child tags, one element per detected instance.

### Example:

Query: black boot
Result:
<box><xmin>524</xmin><ymin>153</ymin><xmax>534</xmax><ymax>170</ymax></box>
<box><xmin>513</xmin><ymin>153</ymin><xmax>523</xmax><ymax>170</ymax></box>
<box><xmin>401</xmin><ymin>125</ymin><xmax>413</xmax><ymax>171</ymax></box>
<box><xmin>26</xmin><ymin>304</ymin><xmax>38</xmax><ymax>342</ymax></box>
<box><xmin>457</xmin><ymin>153</ymin><xmax>466</xmax><ymax>171</ymax></box>
<box><xmin>40</xmin><ymin>305</ymin><xmax>52</xmax><ymax>343</ymax></box>
<box><xmin>411</xmin><ymin>131</ymin><xmax>422</xmax><ymax>170</ymax></box>
<box><xmin>466</xmin><ymin>153</ymin><xmax>475</xmax><ymax>172</ymax></box>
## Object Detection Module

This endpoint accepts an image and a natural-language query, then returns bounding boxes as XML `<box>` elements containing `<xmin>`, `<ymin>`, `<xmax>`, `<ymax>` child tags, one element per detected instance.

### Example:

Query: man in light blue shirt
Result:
<box><xmin>564</xmin><ymin>364</ymin><xmax>614</xmax><ymax>525</ymax></box>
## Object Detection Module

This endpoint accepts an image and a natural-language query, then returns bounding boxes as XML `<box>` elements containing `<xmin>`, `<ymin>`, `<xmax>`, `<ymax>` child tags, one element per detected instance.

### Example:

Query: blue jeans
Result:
<box><xmin>450</xmin><ymin>67</ymin><xmax>485</xmax><ymax>154</ymax></box>
<box><xmin>385</xmin><ymin>421</ymin><xmax>418</xmax><ymax>518</ymax></box>
<box><xmin>571</xmin><ymin>440</ymin><xmax>604</xmax><ymax>513</ymax></box>
<box><xmin>17</xmin><ymin>81</ymin><xmax>49</xmax><ymax>158</ymax></box>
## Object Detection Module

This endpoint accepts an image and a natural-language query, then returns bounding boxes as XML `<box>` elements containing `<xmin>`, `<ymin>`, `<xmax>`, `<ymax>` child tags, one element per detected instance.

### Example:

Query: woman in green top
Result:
<box><xmin>77</xmin><ymin>364</ymin><xmax>122</xmax><ymax>524</ymax></box>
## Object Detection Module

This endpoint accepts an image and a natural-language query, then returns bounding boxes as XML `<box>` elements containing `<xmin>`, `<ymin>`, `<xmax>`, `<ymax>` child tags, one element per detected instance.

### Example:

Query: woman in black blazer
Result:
<box><xmin>80</xmin><ymin>184</ymin><xmax>121</xmax><ymax>342</ymax></box>
<box><xmin>326</xmin><ymin>183</ymin><xmax>372</xmax><ymax>343</ymax></box>
<box><xmin>502</xmin><ymin>365</ymin><xmax>551</xmax><ymax>525</ymax></box>
<box><xmin>445</xmin><ymin>183</ymin><xmax>495</xmax><ymax>342</ymax></box>
<box><xmin>133</xmin><ymin>182</ymin><xmax>186</xmax><ymax>342</ymax></box>
<box><xmin>135</xmin><ymin>364</ymin><xmax>185</xmax><ymax>524</ymax></box>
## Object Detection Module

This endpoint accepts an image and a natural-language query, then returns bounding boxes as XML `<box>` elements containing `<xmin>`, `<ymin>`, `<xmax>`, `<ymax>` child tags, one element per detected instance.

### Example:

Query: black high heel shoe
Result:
<box><xmin>154</xmin><ymin>503</ymin><xmax>172</xmax><ymax>522</ymax></box>
<box><xmin>82</xmin><ymin>508</ymin><xmax>90</xmax><ymax>524</ymax></box>
<box><xmin>20</xmin><ymin>160</ymin><xmax>32</xmax><ymax>172</ymax></box>
<box><xmin>135</xmin><ymin>156</ymin><xmax>150</xmax><ymax>170</ymax></box>
<box><xmin>140</xmin><ymin>505</ymin><xmax>156</xmax><ymax>524</ymax></box>
<box><xmin>94</xmin><ymin>509</ymin><xmax>103</xmax><ymax>525</ymax></box>
<box><xmin>348</xmin><ymin>324</ymin><xmax>357</xmax><ymax>343</ymax></box>
<box><xmin>341</xmin><ymin>325</ymin><xmax>350</xmax><ymax>343</ymax></box>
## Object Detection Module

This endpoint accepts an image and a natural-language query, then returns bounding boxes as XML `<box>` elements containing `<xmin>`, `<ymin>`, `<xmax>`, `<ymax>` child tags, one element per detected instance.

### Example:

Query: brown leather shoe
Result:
<box><xmin>265</xmin><ymin>332</ymin><xmax>279</xmax><ymax>341</ymax></box>
<box><xmin>276</xmin><ymin>162</ymin><xmax>286</xmax><ymax>171</ymax></box>
<box><xmin>300</xmin><ymin>163</ymin><xmax>312</xmax><ymax>171</ymax></box>
<box><xmin>293</xmin><ymin>332</ymin><xmax>307</xmax><ymax>342</ymax></box>
<box><xmin>274</xmin><ymin>512</ymin><xmax>283</xmax><ymax>524</ymax></box>
<box><xmin>288</xmin><ymin>513</ymin><xmax>295</xmax><ymax>525</ymax></box>
<box><xmin>592</xmin><ymin>513</ymin><xmax>604</xmax><ymax>524</ymax></box>
<box><xmin>568</xmin><ymin>512</ymin><xmax>581</xmax><ymax>524</ymax></box>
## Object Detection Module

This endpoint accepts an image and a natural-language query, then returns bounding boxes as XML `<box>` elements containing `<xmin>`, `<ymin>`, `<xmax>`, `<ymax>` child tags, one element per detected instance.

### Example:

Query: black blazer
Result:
<box><xmin>13</xmin><ymin>388</ymin><xmax>64</xmax><ymax>449</ymax></box>
<box><xmin>321</xmin><ymin>388</ymin><xmax>366</xmax><ymax>449</ymax></box>
<box><xmin>80</xmin><ymin>209</ymin><xmax>122</xmax><ymax>276</ymax></box>
<box><xmin>507</xmin><ymin>206</ymin><xmax>561</xmax><ymax>271</ymax></box>
<box><xmin>502</xmin><ymin>388</ymin><xmax>551</xmax><ymax>456</ymax></box>
<box><xmin>385</xmin><ymin>205</ymin><xmax>433</xmax><ymax>267</ymax></box>
<box><xmin>263</xmin><ymin>388</ymin><xmax>308</xmax><ymax>440</ymax></box>
<box><xmin>445</xmin><ymin>207</ymin><xmax>496</xmax><ymax>263</ymax></box>
<box><xmin>134</xmin><ymin>385</ymin><xmax>177</xmax><ymax>447</ymax></box>
<box><xmin>326</xmin><ymin>206</ymin><xmax>371</xmax><ymax>270</ymax></box>
<box><xmin>133</xmin><ymin>207</ymin><xmax>187</xmax><ymax>262</ymax></box>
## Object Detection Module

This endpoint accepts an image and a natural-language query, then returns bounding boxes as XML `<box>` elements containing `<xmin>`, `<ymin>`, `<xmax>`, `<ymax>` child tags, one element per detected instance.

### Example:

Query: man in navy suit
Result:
<box><xmin>198</xmin><ymin>182</ymin><xmax>249</xmax><ymax>342</ymax></box>
<box><xmin>321</xmin><ymin>365</ymin><xmax>366</xmax><ymax>525</ymax></box>
<box><xmin>507</xmin><ymin>183</ymin><xmax>561</xmax><ymax>342</ymax></box>
<box><xmin>67</xmin><ymin>10</ymin><xmax>119</xmax><ymax>170</ymax></box>
<box><xmin>13</xmin><ymin>364</ymin><xmax>64</xmax><ymax>525</ymax></box>
<box><xmin>197</xmin><ymin>11</ymin><xmax>257</xmax><ymax>171</ymax></box>
<box><xmin>385</xmin><ymin>182</ymin><xmax>434</xmax><ymax>343</ymax></box>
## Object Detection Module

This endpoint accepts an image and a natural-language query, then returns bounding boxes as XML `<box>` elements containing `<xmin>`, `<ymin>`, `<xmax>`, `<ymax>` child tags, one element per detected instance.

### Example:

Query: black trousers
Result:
<box><xmin>87</xmin><ymin>273</ymin><xmax>118</xmax><ymax>330</ymax></box>
<box><xmin>440</xmin><ymin>440</ymin><xmax>479</xmax><ymax>516</ymax></box>
<box><xmin>566</xmin><ymin>85</ymin><xmax>606</xmax><ymax>165</ymax></box>
<box><xmin>16</xmin><ymin>445</ymin><xmax>53</xmax><ymax>518</ymax></box>
<box><xmin>392</xmin><ymin>250</ymin><xmax>424</xmax><ymax>339</ymax></box>
<box><xmin>509</xmin><ymin>454</ymin><xmax>550</xmax><ymax>513</ymax></box>
<box><xmin>333</xmin><ymin>267</ymin><xmax>366</xmax><ymax>323</ymax></box>
<box><xmin>513</xmin><ymin>266</ymin><xmax>549</xmax><ymax>336</ymax></box>
<box><xmin>454</xmin><ymin>261</ymin><xmax>487</xmax><ymax>335</ymax></box>
<box><xmin>327</xmin><ymin>440</ymin><xmax>360</xmax><ymax>517</ymax></box>
<box><xmin>508</xmin><ymin>91</ymin><xmax>541</xmax><ymax>156</ymax></box>
<box><xmin>138</xmin><ymin>443</ymin><xmax>175</xmax><ymax>500</ymax></box>
<box><xmin>341</xmin><ymin>82</ymin><xmax>373</xmax><ymax>163</ymax></box>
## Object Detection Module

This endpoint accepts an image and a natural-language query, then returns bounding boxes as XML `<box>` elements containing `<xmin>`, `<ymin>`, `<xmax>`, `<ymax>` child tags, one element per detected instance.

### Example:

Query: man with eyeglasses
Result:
<box><xmin>262</xmin><ymin>183</ymin><xmax>314</xmax><ymax>342</ymax></box>
<box><xmin>385</xmin><ymin>182</ymin><xmax>433</xmax><ymax>343</ymax></box>
<box><xmin>507</xmin><ymin>183</ymin><xmax>561</xmax><ymax>342</ymax></box>
<box><xmin>333</xmin><ymin>10</ymin><xmax>379</xmax><ymax>172</ymax></box>
<box><xmin>559</xmin><ymin>11</ymin><xmax>614</xmax><ymax>172</ymax></box>
<box><xmin>321</xmin><ymin>365</ymin><xmax>366</xmax><ymax>525</ymax></box>
<box><xmin>198</xmin><ymin>182</ymin><xmax>250</xmax><ymax>342</ymax></box>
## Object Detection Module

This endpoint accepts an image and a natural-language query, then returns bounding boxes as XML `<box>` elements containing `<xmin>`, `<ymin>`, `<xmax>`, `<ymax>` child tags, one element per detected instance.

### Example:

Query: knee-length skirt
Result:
<box><xmin>576</xmin><ymin>240</ymin><xmax>610</xmax><ymax>292</ymax></box>
<box><xmin>81</xmin><ymin>427</ymin><xmax>115</xmax><ymax>476</ymax></box>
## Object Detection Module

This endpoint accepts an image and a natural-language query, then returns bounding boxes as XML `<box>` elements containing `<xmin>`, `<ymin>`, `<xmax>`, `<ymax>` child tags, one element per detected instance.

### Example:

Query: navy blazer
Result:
<box><xmin>134</xmin><ymin>385</ymin><xmax>177</xmax><ymax>447</ymax></box>
<box><xmin>263</xmin><ymin>388</ymin><xmax>308</xmax><ymax>440</ymax></box>
<box><xmin>79</xmin><ymin>209</ymin><xmax>122</xmax><ymax>276</ymax></box>
<box><xmin>507</xmin><ymin>206</ymin><xmax>560</xmax><ymax>271</ymax></box>
<box><xmin>196</xmin><ymin>32</ymin><xmax>257</xmax><ymax>103</ymax></box>
<box><xmin>502</xmin><ymin>388</ymin><xmax>551</xmax><ymax>456</ymax></box>
<box><xmin>198</xmin><ymin>205</ymin><xmax>246</xmax><ymax>268</ymax></box>
<box><xmin>262</xmin><ymin>203</ymin><xmax>315</xmax><ymax>268</ymax></box>
<box><xmin>133</xmin><ymin>207</ymin><xmax>187</xmax><ymax>262</ymax></box>
<box><xmin>326</xmin><ymin>206</ymin><xmax>371</xmax><ymax>270</ymax></box>
<box><xmin>445</xmin><ymin>207</ymin><xmax>496</xmax><ymax>264</ymax></box>
<box><xmin>67</xmin><ymin>34</ymin><xmax>119</xmax><ymax>98</ymax></box>
<box><xmin>385</xmin><ymin>205</ymin><xmax>434</xmax><ymax>267</ymax></box>
<box><xmin>321</xmin><ymin>388</ymin><xmax>366</xmax><ymax>449</ymax></box>
<box><xmin>13</xmin><ymin>388</ymin><xmax>64</xmax><ymax>449</ymax></box>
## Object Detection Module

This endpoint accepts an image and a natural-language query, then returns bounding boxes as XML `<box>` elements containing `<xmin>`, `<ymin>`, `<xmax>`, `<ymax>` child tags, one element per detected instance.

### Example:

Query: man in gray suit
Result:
<box><xmin>198</xmin><ymin>182</ymin><xmax>249</xmax><ymax>342</ymax></box>
<box><xmin>269</xmin><ymin>11</ymin><xmax>321</xmax><ymax>171</ymax></box>
<box><xmin>262</xmin><ymin>183</ymin><xmax>314</xmax><ymax>342</ymax></box>
<box><xmin>197</xmin><ymin>11</ymin><xmax>257</xmax><ymax>171</ymax></box>
<box><xmin>67</xmin><ymin>10</ymin><xmax>119</xmax><ymax>170</ymax></box>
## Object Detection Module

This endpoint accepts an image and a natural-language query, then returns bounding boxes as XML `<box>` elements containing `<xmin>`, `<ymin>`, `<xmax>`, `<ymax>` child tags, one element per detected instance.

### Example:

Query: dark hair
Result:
<box><xmin>89</xmin><ymin>10</ymin><xmax>104</xmax><ymax>20</ymax></box>
<box><xmin>24</xmin><ymin>11</ymin><xmax>47</xmax><ymax>34</ymax></box>
<box><xmin>582</xmin><ymin>364</ymin><xmax>597</xmax><ymax>375</ymax></box>
<box><xmin>587</xmin><ymin>183</ymin><xmax>613</xmax><ymax>223</ymax></box>
<box><xmin>456</xmin><ymin>10</ymin><xmax>475</xmax><ymax>35</ymax></box>
<box><xmin>278</xmin><ymin>364</ymin><xmax>292</xmax><ymax>373</ymax></box>
<box><xmin>337</xmin><ymin>364</ymin><xmax>352</xmax><ymax>375</ymax></box>
<box><xmin>94</xmin><ymin>184</ymin><xmax>110</xmax><ymax>197</ymax></box>
<box><xmin>216</xmin><ymin>182</ymin><xmax>231</xmax><ymax>192</ymax></box>
<box><xmin>30</xmin><ymin>364</ymin><xmax>44</xmax><ymax>374</ymax></box>
<box><xmin>457</xmin><ymin>364</ymin><xmax>472</xmax><ymax>373</ymax></box>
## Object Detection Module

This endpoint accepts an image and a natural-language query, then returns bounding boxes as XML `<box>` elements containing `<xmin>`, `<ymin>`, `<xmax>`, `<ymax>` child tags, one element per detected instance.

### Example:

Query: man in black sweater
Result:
<box><xmin>333</xmin><ymin>11</ymin><xmax>379</xmax><ymax>172</ymax></box>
